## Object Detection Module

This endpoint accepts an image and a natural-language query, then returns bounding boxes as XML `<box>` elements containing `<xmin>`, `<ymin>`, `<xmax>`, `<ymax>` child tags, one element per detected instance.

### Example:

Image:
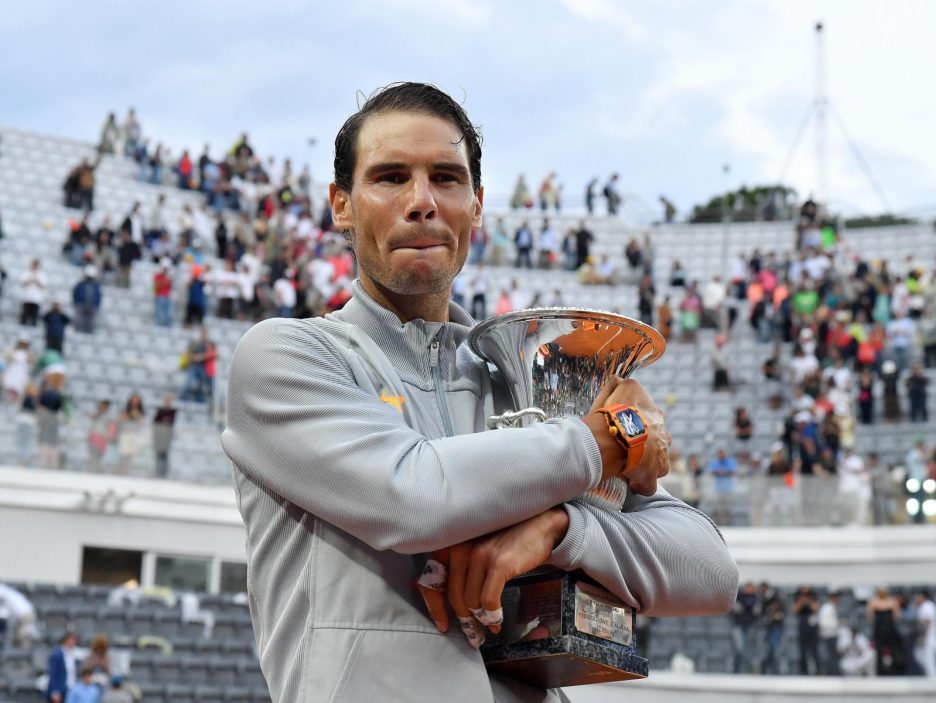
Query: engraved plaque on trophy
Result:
<box><xmin>468</xmin><ymin>309</ymin><xmax>666</xmax><ymax>687</ymax></box>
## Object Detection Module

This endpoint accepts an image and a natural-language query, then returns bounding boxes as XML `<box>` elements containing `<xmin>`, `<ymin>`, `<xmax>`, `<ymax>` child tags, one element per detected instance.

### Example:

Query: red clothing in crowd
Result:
<box><xmin>154</xmin><ymin>271</ymin><xmax>172</xmax><ymax>298</ymax></box>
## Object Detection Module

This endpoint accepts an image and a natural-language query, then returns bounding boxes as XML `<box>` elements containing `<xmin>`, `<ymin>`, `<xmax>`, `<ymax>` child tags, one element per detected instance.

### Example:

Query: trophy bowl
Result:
<box><xmin>467</xmin><ymin>308</ymin><xmax>666</xmax><ymax>687</ymax></box>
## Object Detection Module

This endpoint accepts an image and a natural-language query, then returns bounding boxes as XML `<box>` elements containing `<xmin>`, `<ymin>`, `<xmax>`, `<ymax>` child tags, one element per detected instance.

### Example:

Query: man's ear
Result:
<box><xmin>471</xmin><ymin>186</ymin><xmax>484</xmax><ymax>230</ymax></box>
<box><xmin>329</xmin><ymin>182</ymin><xmax>353</xmax><ymax>231</ymax></box>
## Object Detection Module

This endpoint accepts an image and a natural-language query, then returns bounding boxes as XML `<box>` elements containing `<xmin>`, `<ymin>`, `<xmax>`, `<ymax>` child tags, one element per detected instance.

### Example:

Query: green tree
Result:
<box><xmin>690</xmin><ymin>184</ymin><xmax>798</xmax><ymax>223</ymax></box>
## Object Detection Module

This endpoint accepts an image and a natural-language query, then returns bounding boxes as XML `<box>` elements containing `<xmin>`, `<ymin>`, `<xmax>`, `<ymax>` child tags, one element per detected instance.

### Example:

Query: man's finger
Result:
<box><xmin>417</xmin><ymin>584</ymin><xmax>449</xmax><ymax>633</ymax></box>
<box><xmin>447</xmin><ymin>543</ymin><xmax>474</xmax><ymax>619</ymax></box>
<box><xmin>477</xmin><ymin>566</ymin><xmax>509</xmax><ymax>634</ymax></box>
<box><xmin>463</xmin><ymin>544</ymin><xmax>490</xmax><ymax>613</ymax></box>
<box><xmin>589</xmin><ymin>377</ymin><xmax>622</xmax><ymax>411</ymax></box>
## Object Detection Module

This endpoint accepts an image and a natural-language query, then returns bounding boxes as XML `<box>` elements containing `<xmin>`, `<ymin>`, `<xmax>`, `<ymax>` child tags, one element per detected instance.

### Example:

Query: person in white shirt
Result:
<box><xmin>273</xmin><ymin>269</ymin><xmax>297</xmax><ymax>318</ymax></box>
<box><xmin>837</xmin><ymin>625</ymin><xmax>874</xmax><ymax>676</ymax></box>
<box><xmin>215</xmin><ymin>260</ymin><xmax>242</xmax><ymax>319</ymax></box>
<box><xmin>818</xmin><ymin>592</ymin><xmax>841</xmax><ymax>675</ymax></box>
<box><xmin>837</xmin><ymin>448</ymin><xmax>870</xmax><ymax>526</ymax></box>
<box><xmin>0</xmin><ymin>583</ymin><xmax>38</xmax><ymax>649</ymax></box>
<box><xmin>508</xmin><ymin>278</ymin><xmax>531</xmax><ymax>311</ymax></box>
<box><xmin>703</xmin><ymin>275</ymin><xmax>728</xmax><ymax>330</ymax></box>
<box><xmin>18</xmin><ymin>258</ymin><xmax>47</xmax><ymax>326</ymax></box>
<box><xmin>537</xmin><ymin>219</ymin><xmax>558</xmax><ymax>270</ymax></box>
<box><xmin>914</xmin><ymin>591</ymin><xmax>936</xmax><ymax>678</ymax></box>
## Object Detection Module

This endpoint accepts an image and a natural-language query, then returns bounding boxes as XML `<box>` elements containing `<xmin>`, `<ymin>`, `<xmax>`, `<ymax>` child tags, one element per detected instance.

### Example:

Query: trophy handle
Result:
<box><xmin>488</xmin><ymin>407</ymin><xmax>548</xmax><ymax>429</ymax></box>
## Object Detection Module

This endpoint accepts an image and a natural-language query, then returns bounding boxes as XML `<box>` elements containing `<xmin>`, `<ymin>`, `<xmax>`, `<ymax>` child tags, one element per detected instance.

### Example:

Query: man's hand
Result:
<box><xmin>584</xmin><ymin>377</ymin><xmax>671</xmax><ymax>495</ymax></box>
<box><xmin>415</xmin><ymin>508</ymin><xmax>569</xmax><ymax>648</ymax></box>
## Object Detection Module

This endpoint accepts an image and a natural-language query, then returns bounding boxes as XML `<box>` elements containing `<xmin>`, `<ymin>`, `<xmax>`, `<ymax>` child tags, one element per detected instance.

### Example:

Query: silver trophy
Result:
<box><xmin>467</xmin><ymin>308</ymin><xmax>666</xmax><ymax>688</ymax></box>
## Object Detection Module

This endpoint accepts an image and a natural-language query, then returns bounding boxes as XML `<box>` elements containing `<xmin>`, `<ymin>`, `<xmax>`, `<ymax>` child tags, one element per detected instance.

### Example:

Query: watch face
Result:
<box><xmin>614</xmin><ymin>407</ymin><xmax>645</xmax><ymax>438</ymax></box>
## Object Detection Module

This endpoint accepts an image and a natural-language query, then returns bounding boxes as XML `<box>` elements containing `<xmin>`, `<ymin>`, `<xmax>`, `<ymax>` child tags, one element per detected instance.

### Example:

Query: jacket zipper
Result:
<box><xmin>430</xmin><ymin>336</ymin><xmax>455</xmax><ymax>437</ymax></box>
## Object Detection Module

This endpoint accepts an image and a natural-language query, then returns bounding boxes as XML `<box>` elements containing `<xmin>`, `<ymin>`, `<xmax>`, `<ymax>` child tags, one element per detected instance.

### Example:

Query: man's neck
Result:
<box><xmin>360</xmin><ymin>276</ymin><xmax>451</xmax><ymax>323</ymax></box>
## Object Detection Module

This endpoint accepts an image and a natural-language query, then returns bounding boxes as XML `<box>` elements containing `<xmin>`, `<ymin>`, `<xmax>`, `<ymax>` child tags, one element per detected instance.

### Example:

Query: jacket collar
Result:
<box><xmin>329</xmin><ymin>279</ymin><xmax>475</xmax><ymax>387</ymax></box>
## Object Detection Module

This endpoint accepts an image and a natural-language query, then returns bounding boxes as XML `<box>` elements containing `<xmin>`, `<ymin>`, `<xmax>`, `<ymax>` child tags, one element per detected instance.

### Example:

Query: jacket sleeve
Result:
<box><xmin>221</xmin><ymin>318</ymin><xmax>603</xmax><ymax>554</ymax></box>
<box><xmin>47</xmin><ymin>650</ymin><xmax>67</xmax><ymax>695</ymax></box>
<box><xmin>547</xmin><ymin>490</ymin><xmax>739</xmax><ymax>617</ymax></box>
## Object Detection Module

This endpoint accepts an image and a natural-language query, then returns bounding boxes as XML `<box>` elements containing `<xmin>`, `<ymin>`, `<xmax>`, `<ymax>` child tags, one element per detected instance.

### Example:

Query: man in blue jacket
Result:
<box><xmin>72</xmin><ymin>265</ymin><xmax>102</xmax><ymax>334</ymax></box>
<box><xmin>46</xmin><ymin>632</ymin><xmax>77</xmax><ymax>702</ymax></box>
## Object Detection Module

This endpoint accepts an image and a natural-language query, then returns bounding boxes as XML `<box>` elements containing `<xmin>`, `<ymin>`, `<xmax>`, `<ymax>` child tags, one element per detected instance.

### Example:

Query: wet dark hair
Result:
<box><xmin>333</xmin><ymin>82</ymin><xmax>482</xmax><ymax>194</ymax></box>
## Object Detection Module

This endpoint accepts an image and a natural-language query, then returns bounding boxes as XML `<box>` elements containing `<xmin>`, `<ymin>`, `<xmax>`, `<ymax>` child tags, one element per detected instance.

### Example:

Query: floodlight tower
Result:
<box><xmin>814</xmin><ymin>22</ymin><xmax>829</xmax><ymax>203</ymax></box>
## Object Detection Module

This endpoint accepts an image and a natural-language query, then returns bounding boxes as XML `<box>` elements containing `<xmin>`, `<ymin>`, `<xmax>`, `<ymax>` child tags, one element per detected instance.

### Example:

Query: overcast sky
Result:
<box><xmin>3</xmin><ymin>0</ymin><xmax>934</xmax><ymax>220</ymax></box>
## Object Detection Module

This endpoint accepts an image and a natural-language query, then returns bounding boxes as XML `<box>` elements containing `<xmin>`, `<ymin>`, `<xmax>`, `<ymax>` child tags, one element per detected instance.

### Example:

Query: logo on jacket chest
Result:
<box><xmin>379</xmin><ymin>390</ymin><xmax>406</xmax><ymax>413</ymax></box>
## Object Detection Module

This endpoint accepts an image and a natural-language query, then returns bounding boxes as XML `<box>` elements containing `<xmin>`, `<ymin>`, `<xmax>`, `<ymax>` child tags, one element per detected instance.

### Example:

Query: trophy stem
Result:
<box><xmin>487</xmin><ymin>407</ymin><xmax>548</xmax><ymax>429</ymax></box>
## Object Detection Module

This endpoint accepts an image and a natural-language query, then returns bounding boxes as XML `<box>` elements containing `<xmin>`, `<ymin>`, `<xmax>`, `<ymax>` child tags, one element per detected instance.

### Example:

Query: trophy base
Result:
<box><xmin>481</xmin><ymin>570</ymin><xmax>648</xmax><ymax>688</ymax></box>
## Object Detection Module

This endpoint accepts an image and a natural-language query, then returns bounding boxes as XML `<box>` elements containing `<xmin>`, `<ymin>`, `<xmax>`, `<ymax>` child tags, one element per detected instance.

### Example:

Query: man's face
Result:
<box><xmin>330</xmin><ymin>111</ymin><xmax>483</xmax><ymax>298</ymax></box>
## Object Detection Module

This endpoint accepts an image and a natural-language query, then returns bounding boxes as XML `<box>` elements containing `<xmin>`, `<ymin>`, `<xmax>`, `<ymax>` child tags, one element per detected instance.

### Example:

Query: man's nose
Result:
<box><xmin>406</xmin><ymin>176</ymin><xmax>437</xmax><ymax>222</ymax></box>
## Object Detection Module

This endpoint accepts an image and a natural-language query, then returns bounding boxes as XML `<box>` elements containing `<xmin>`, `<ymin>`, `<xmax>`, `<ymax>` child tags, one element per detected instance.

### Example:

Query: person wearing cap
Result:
<box><xmin>72</xmin><ymin>266</ymin><xmax>102</xmax><ymax>334</ymax></box>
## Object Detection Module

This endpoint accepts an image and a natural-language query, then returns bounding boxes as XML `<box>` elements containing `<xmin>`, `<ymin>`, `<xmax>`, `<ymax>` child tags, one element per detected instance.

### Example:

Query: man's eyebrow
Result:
<box><xmin>433</xmin><ymin>161</ymin><xmax>470</xmax><ymax>176</ymax></box>
<box><xmin>363</xmin><ymin>161</ymin><xmax>470</xmax><ymax>177</ymax></box>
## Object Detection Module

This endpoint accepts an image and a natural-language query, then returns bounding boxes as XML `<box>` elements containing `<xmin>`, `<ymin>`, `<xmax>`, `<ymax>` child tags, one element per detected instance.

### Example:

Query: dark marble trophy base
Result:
<box><xmin>481</xmin><ymin>569</ymin><xmax>648</xmax><ymax>688</ymax></box>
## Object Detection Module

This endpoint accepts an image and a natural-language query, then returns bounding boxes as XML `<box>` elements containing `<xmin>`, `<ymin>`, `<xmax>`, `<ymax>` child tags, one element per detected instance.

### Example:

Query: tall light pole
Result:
<box><xmin>814</xmin><ymin>22</ymin><xmax>829</xmax><ymax>203</ymax></box>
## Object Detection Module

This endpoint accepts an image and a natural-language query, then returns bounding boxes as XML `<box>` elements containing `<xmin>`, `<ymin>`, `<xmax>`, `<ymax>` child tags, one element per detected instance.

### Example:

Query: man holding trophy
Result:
<box><xmin>222</xmin><ymin>82</ymin><xmax>738</xmax><ymax>702</ymax></box>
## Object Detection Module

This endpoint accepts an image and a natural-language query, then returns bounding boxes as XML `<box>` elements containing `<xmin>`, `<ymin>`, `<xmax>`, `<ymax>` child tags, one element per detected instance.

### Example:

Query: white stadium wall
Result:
<box><xmin>3</xmin><ymin>465</ymin><xmax>936</xmax><ymax>591</ymax></box>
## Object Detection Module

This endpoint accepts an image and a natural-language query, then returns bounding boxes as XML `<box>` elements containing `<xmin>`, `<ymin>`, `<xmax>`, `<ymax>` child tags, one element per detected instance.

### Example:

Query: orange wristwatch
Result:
<box><xmin>593</xmin><ymin>404</ymin><xmax>649</xmax><ymax>471</ymax></box>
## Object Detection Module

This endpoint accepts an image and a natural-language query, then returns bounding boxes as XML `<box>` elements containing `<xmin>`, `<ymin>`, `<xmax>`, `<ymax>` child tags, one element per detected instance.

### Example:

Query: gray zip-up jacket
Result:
<box><xmin>222</xmin><ymin>281</ymin><xmax>738</xmax><ymax>703</ymax></box>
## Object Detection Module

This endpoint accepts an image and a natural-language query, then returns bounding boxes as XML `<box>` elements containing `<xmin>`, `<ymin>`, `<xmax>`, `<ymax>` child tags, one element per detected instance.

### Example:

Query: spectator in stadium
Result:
<box><xmin>0</xmin><ymin>257</ymin><xmax>7</xmax><ymax>316</ymax></box>
<box><xmin>678</xmin><ymin>284</ymin><xmax>702</xmax><ymax>342</ymax></box>
<box><xmin>153</xmin><ymin>259</ymin><xmax>173</xmax><ymax>328</ymax></box>
<box><xmin>46</xmin><ymin>631</ymin><xmax>78</xmax><ymax>702</ymax></box>
<box><xmin>734</xmin><ymin>407</ymin><xmax>754</xmax><ymax>459</ymax></box>
<box><xmin>869</xmin><ymin>587</ymin><xmax>906</xmax><ymax>675</ymax></box>
<box><xmin>116</xmin><ymin>393</ymin><xmax>145</xmax><ymax>475</ymax></box>
<box><xmin>184</xmin><ymin>264</ymin><xmax>209</xmax><ymax>327</ymax></box>
<box><xmin>72</xmin><ymin>266</ymin><xmax>102</xmax><ymax>334</ymax></box>
<box><xmin>712</xmin><ymin>335</ymin><xmax>731</xmax><ymax>391</ymax></box>
<box><xmin>121</xmin><ymin>108</ymin><xmax>141</xmax><ymax>157</ymax></box>
<box><xmin>468</xmin><ymin>264</ymin><xmax>489</xmax><ymax>320</ymax></box>
<box><xmin>584</xmin><ymin>177</ymin><xmax>598</xmax><ymax>215</ymax></box>
<box><xmin>0</xmin><ymin>583</ymin><xmax>38</xmax><ymax>650</ymax></box>
<box><xmin>18</xmin><ymin>258</ymin><xmax>47</xmax><ymax>326</ymax></box>
<box><xmin>603</xmin><ymin>172</ymin><xmax>621</xmax><ymax>215</ymax></box>
<box><xmin>818</xmin><ymin>592</ymin><xmax>841</xmax><ymax>675</ymax></box>
<box><xmin>153</xmin><ymin>393</ymin><xmax>178</xmax><ymax>479</ymax></box>
<box><xmin>669</xmin><ymin>259</ymin><xmax>687</xmax><ymax>288</ymax></box>
<box><xmin>537</xmin><ymin>218</ymin><xmax>558</xmax><ymax>269</ymax></box>
<box><xmin>793</xmin><ymin>587</ymin><xmax>820</xmax><ymax>675</ymax></box>
<box><xmin>509</xmin><ymin>174</ymin><xmax>531</xmax><ymax>209</ymax></box>
<box><xmin>63</xmin><ymin>159</ymin><xmax>97</xmax><ymax>211</ymax></box>
<box><xmin>101</xmin><ymin>677</ymin><xmax>132</xmax><ymax>703</ymax></box>
<box><xmin>36</xmin><ymin>379</ymin><xmax>65</xmax><ymax>469</ymax></box>
<box><xmin>906</xmin><ymin>363</ymin><xmax>929</xmax><ymax>422</ymax></box>
<box><xmin>594</xmin><ymin>254</ymin><xmax>619</xmax><ymax>285</ymax></box>
<box><xmin>42</xmin><ymin>301</ymin><xmax>71</xmax><ymax>354</ymax></box>
<box><xmin>657</xmin><ymin>296</ymin><xmax>673</xmax><ymax>341</ymax></box>
<box><xmin>181</xmin><ymin>327</ymin><xmax>215</xmax><ymax>403</ymax></box>
<box><xmin>86</xmin><ymin>400</ymin><xmax>115</xmax><ymax>473</ymax></box>
<box><xmin>837</xmin><ymin>448</ymin><xmax>869</xmax><ymax>527</ymax></box>
<box><xmin>838</xmin><ymin>625</ymin><xmax>875</xmax><ymax>677</ymax></box>
<box><xmin>707</xmin><ymin>448</ymin><xmax>737</xmax><ymax>525</ymax></box>
<box><xmin>659</xmin><ymin>195</ymin><xmax>676</xmax><ymax>224</ymax></box>
<box><xmin>886</xmin><ymin>310</ymin><xmax>916</xmax><ymax>374</ymax></box>
<box><xmin>881</xmin><ymin>360</ymin><xmax>902</xmax><ymax>421</ymax></box>
<box><xmin>914</xmin><ymin>590</ymin><xmax>936</xmax><ymax>678</ymax></box>
<box><xmin>215</xmin><ymin>259</ymin><xmax>241</xmax><ymax>319</ymax></box>
<box><xmin>857</xmin><ymin>367</ymin><xmax>875</xmax><ymax>424</ymax></box>
<box><xmin>3</xmin><ymin>337</ymin><xmax>32</xmax><ymax>403</ymax></box>
<box><xmin>175</xmin><ymin>149</ymin><xmax>193</xmax><ymax>190</ymax></box>
<box><xmin>98</xmin><ymin>112</ymin><xmax>119</xmax><ymax>154</ymax></box>
<box><xmin>64</xmin><ymin>667</ymin><xmax>99</xmax><ymax>703</ymax></box>
<box><xmin>16</xmin><ymin>383</ymin><xmax>39</xmax><ymax>466</ymax></box>
<box><xmin>273</xmin><ymin>268</ymin><xmax>297</xmax><ymax>318</ymax></box>
<box><xmin>513</xmin><ymin>220</ymin><xmax>533</xmax><ymax>269</ymax></box>
<box><xmin>637</xmin><ymin>273</ymin><xmax>655</xmax><ymax>325</ymax></box>
<box><xmin>84</xmin><ymin>633</ymin><xmax>111</xmax><ymax>683</ymax></box>
<box><xmin>760</xmin><ymin>583</ymin><xmax>787</xmax><ymax>675</ymax></box>
<box><xmin>731</xmin><ymin>582</ymin><xmax>761</xmax><ymax>673</ymax></box>
<box><xmin>487</xmin><ymin>217</ymin><xmax>509</xmax><ymax>267</ymax></box>
<box><xmin>115</xmin><ymin>230</ymin><xmax>137</xmax><ymax>289</ymax></box>
<box><xmin>147</xmin><ymin>143</ymin><xmax>164</xmax><ymax>185</ymax></box>
<box><xmin>468</xmin><ymin>224</ymin><xmax>488</xmax><ymax>265</ymax></box>
<box><xmin>538</xmin><ymin>172</ymin><xmax>558</xmax><ymax>211</ymax></box>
